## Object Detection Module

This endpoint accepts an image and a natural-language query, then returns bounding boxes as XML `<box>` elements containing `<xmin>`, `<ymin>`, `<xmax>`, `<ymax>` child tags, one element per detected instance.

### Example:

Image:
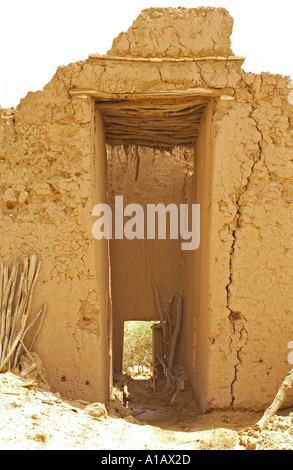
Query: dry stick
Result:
<box><xmin>2</xmin><ymin>259</ymin><xmax>17</xmax><ymax>313</ymax></box>
<box><xmin>19</xmin><ymin>339</ymin><xmax>37</xmax><ymax>378</ymax></box>
<box><xmin>7</xmin><ymin>263</ymin><xmax>19</xmax><ymax>371</ymax></box>
<box><xmin>11</xmin><ymin>259</ymin><xmax>29</xmax><ymax>351</ymax></box>
<box><xmin>20</xmin><ymin>257</ymin><xmax>40</xmax><ymax>323</ymax></box>
<box><xmin>19</xmin><ymin>339</ymin><xmax>35</xmax><ymax>365</ymax></box>
<box><xmin>0</xmin><ymin>299</ymin><xmax>33</xmax><ymax>372</ymax></box>
<box><xmin>10</xmin><ymin>282</ymin><xmax>29</xmax><ymax>369</ymax></box>
<box><xmin>256</xmin><ymin>367</ymin><xmax>293</xmax><ymax>430</ymax></box>
<box><xmin>0</xmin><ymin>261</ymin><xmax>3</xmax><ymax>320</ymax></box>
<box><xmin>9</xmin><ymin>258</ymin><xmax>28</xmax><ymax>339</ymax></box>
<box><xmin>0</xmin><ymin>265</ymin><xmax>9</xmax><ymax>360</ymax></box>
<box><xmin>26</xmin><ymin>254</ymin><xmax>37</xmax><ymax>292</ymax></box>
<box><xmin>167</xmin><ymin>296</ymin><xmax>183</xmax><ymax>386</ymax></box>
<box><xmin>156</xmin><ymin>353</ymin><xmax>175</xmax><ymax>383</ymax></box>
<box><xmin>0</xmin><ymin>325</ymin><xmax>27</xmax><ymax>372</ymax></box>
<box><xmin>8</xmin><ymin>305</ymin><xmax>31</xmax><ymax>371</ymax></box>
<box><xmin>0</xmin><ymin>261</ymin><xmax>4</xmax><ymax>363</ymax></box>
<box><xmin>27</xmin><ymin>257</ymin><xmax>41</xmax><ymax>312</ymax></box>
<box><xmin>152</xmin><ymin>285</ymin><xmax>170</xmax><ymax>390</ymax></box>
<box><xmin>20</xmin><ymin>363</ymin><xmax>37</xmax><ymax>378</ymax></box>
<box><xmin>12</xmin><ymin>259</ymin><xmax>41</xmax><ymax>368</ymax></box>
<box><xmin>1</xmin><ymin>256</ymin><xmax>41</xmax><ymax>371</ymax></box>
<box><xmin>2</xmin><ymin>259</ymin><xmax>19</xmax><ymax>362</ymax></box>
<box><xmin>29</xmin><ymin>302</ymin><xmax>47</xmax><ymax>351</ymax></box>
<box><xmin>166</xmin><ymin>297</ymin><xmax>174</xmax><ymax>345</ymax></box>
<box><xmin>23</xmin><ymin>305</ymin><xmax>45</xmax><ymax>339</ymax></box>
<box><xmin>9</xmin><ymin>270</ymin><xmax>25</xmax><ymax>353</ymax></box>
<box><xmin>12</xmin><ymin>304</ymin><xmax>45</xmax><ymax>369</ymax></box>
<box><xmin>152</xmin><ymin>286</ymin><xmax>167</xmax><ymax>339</ymax></box>
<box><xmin>170</xmin><ymin>381</ymin><xmax>181</xmax><ymax>406</ymax></box>
<box><xmin>0</xmin><ymin>262</ymin><xmax>15</xmax><ymax>362</ymax></box>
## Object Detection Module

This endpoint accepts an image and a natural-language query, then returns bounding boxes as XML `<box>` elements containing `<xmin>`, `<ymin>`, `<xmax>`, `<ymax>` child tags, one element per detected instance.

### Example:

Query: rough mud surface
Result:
<box><xmin>0</xmin><ymin>370</ymin><xmax>293</xmax><ymax>450</ymax></box>
<box><xmin>0</xmin><ymin>5</ymin><xmax>292</xmax><ymax>416</ymax></box>
<box><xmin>108</xmin><ymin>7</ymin><xmax>234</xmax><ymax>58</ymax></box>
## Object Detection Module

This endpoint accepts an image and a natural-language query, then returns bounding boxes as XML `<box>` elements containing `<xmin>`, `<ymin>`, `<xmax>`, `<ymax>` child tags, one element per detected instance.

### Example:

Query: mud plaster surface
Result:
<box><xmin>109</xmin><ymin>7</ymin><xmax>234</xmax><ymax>58</ymax></box>
<box><xmin>0</xmin><ymin>6</ymin><xmax>292</xmax><ymax>411</ymax></box>
<box><xmin>211</xmin><ymin>73</ymin><xmax>293</xmax><ymax>410</ymax></box>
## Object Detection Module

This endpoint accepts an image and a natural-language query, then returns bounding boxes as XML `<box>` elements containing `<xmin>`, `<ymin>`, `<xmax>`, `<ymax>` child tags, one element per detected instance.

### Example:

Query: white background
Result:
<box><xmin>1</xmin><ymin>0</ymin><xmax>292</xmax><ymax>108</ymax></box>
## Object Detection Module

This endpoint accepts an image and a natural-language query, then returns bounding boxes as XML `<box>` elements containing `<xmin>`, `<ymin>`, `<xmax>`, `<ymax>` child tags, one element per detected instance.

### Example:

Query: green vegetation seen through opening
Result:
<box><xmin>123</xmin><ymin>321</ymin><xmax>158</xmax><ymax>372</ymax></box>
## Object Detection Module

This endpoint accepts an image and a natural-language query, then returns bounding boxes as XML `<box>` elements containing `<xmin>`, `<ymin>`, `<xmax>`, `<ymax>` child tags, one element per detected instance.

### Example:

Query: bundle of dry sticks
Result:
<box><xmin>0</xmin><ymin>254</ymin><xmax>47</xmax><ymax>373</ymax></box>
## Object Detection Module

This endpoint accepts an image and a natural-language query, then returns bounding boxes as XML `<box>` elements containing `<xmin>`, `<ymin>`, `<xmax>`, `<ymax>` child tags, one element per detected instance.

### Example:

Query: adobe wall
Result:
<box><xmin>0</xmin><ymin>7</ymin><xmax>292</xmax><ymax>410</ymax></box>
<box><xmin>0</xmin><ymin>88</ymin><xmax>111</xmax><ymax>402</ymax></box>
<box><xmin>205</xmin><ymin>73</ymin><xmax>293</xmax><ymax>410</ymax></box>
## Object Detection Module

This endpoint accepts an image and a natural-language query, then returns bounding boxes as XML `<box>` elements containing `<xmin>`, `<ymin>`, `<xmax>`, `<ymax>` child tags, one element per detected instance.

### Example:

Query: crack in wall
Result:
<box><xmin>227</xmin><ymin>101</ymin><xmax>264</xmax><ymax>408</ymax></box>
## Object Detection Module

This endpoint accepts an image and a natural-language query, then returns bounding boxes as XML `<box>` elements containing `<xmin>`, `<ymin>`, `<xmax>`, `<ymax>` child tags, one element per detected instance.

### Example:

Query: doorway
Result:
<box><xmin>123</xmin><ymin>320</ymin><xmax>155</xmax><ymax>376</ymax></box>
<box><xmin>95</xmin><ymin>95</ymin><xmax>211</xmax><ymax>412</ymax></box>
<box><xmin>106</xmin><ymin>143</ymin><xmax>194</xmax><ymax>375</ymax></box>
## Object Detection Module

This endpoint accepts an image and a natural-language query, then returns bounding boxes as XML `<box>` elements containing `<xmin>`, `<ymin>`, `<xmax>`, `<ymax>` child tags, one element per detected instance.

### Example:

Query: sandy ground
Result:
<box><xmin>0</xmin><ymin>365</ymin><xmax>293</xmax><ymax>451</ymax></box>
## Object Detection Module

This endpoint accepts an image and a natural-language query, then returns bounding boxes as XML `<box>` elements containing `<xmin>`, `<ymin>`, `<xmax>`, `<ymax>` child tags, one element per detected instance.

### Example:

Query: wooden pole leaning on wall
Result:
<box><xmin>152</xmin><ymin>285</ymin><xmax>183</xmax><ymax>393</ymax></box>
<box><xmin>166</xmin><ymin>296</ymin><xmax>183</xmax><ymax>388</ymax></box>
<box><xmin>255</xmin><ymin>367</ymin><xmax>293</xmax><ymax>430</ymax></box>
<box><xmin>0</xmin><ymin>254</ymin><xmax>47</xmax><ymax>373</ymax></box>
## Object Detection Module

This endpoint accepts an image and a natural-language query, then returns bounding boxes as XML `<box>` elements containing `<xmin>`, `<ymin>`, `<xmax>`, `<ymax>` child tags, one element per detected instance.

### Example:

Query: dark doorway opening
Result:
<box><xmin>95</xmin><ymin>94</ymin><xmax>211</xmax><ymax>416</ymax></box>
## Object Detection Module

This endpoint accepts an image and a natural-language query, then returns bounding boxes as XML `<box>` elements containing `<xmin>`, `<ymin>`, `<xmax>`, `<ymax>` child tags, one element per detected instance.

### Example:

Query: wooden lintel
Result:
<box><xmin>69</xmin><ymin>87</ymin><xmax>234</xmax><ymax>100</ymax></box>
<box><xmin>106</xmin><ymin>137</ymin><xmax>196</xmax><ymax>149</ymax></box>
<box><xmin>88</xmin><ymin>54</ymin><xmax>245</xmax><ymax>64</ymax></box>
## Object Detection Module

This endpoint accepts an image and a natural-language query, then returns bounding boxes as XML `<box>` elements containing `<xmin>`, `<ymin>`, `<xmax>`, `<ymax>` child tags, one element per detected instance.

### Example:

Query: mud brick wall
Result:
<box><xmin>0</xmin><ymin>7</ymin><xmax>292</xmax><ymax>410</ymax></box>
